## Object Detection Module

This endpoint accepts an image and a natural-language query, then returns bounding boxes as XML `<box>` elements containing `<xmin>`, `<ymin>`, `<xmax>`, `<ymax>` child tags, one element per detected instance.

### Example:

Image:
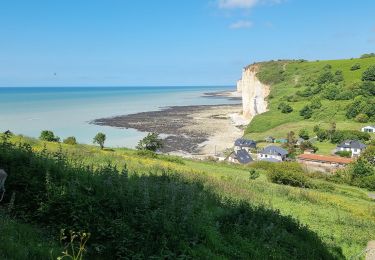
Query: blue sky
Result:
<box><xmin>0</xmin><ymin>0</ymin><xmax>374</xmax><ymax>87</ymax></box>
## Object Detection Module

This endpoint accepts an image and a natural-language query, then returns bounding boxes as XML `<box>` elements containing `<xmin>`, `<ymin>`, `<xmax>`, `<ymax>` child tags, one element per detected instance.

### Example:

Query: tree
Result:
<box><xmin>361</xmin><ymin>81</ymin><xmax>375</xmax><ymax>96</ymax></box>
<box><xmin>63</xmin><ymin>136</ymin><xmax>77</xmax><ymax>145</ymax></box>
<box><xmin>281</xmin><ymin>104</ymin><xmax>293</xmax><ymax>113</ymax></box>
<box><xmin>93</xmin><ymin>132</ymin><xmax>106</xmax><ymax>149</ymax></box>
<box><xmin>298</xmin><ymin>129</ymin><xmax>310</xmax><ymax>140</ymax></box>
<box><xmin>136</xmin><ymin>133</ymin><xmax>163</xmax><ymax>152</ymax></box>
<box><xmin>299</xmin><ymin>105</ymin><xmax>313</xmax><ymax>119</ymax></box>
<box><xmin>40</xmin><ymin>130</ymin><xmax>60</xmax><ymax>142</ymax></box>
<box><xmin>355</xmin><ymin>113</ymin><xmax>369</xmax><ymax>123</ymax></box>
<box><xmin>350</xmin><ymin>63</ymin><xmax>361</xmax><ymax>71</ymax></box>
<box><xmin>286</xmin><ymin>131</ymin><xmax>297</xmax><ymax>155</ymax></box>
<box><xmin>362</xmin><ymin>65</ymin><xmax>375</xmax><ymax>81</ymax></box>
<box><xmin>300</xmin><ymin>141</ymin><xmax>318</xmax><ymax>153</ymax></box>
<box><xmin>317</xmin><ymin>71</ymin><xmax>334</xmax><ymax>85</ymax></box>
<box><xmin>333</xmin><ymin>70</ymin><xmax>344</xmax><ymax>83</ymax></box>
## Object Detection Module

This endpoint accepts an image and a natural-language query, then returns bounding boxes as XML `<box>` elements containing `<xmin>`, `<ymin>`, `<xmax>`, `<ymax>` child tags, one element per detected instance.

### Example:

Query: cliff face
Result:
<box><xmin>236</xmin><ymin>65</ymin><xmax>269</xmax><ymax>119</ymax></box>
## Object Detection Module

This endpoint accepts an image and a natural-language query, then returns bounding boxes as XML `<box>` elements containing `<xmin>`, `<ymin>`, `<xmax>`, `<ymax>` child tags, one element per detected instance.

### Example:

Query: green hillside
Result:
<box><xmin>0</xmin><ymin>135</ymin><xmax>374</xmax><ymax>259</ymax></box>
<box><xmin>245</xmin><ymin>56</ymin><xmax>375</xmax><ymax>148</ymax></box>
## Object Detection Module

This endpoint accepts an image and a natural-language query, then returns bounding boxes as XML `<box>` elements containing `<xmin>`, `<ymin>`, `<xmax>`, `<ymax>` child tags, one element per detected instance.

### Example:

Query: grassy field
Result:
<box><xmin>245</xmin><ymin>57</ymin><xmax>375</xmax><ymax>148</ymax></box>
<box><xmin>1</xmin><ymin>135</ymin><xmax>374</xmax><ymax>258</ymax></box>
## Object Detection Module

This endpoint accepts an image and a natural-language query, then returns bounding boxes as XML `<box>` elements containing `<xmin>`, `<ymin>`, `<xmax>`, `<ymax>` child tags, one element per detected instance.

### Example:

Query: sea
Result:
<box><xmin>0</xmin><ymin>86</ymin><xmax>237</xmax><ymax>148</ymax></box>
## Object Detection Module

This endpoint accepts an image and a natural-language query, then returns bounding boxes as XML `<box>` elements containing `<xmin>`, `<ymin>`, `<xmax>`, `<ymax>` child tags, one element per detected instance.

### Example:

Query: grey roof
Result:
<box><xmin>235</xmin><ymin>149</ymin><xmax>253</xmax><ymax>164</ymax></box>
<box><xmin>234</xmin><ymin>138</ymin><xmax>256</xmax><ymax>148</ymax></box>
<box><xmin>260</xmin><ymin>158</ymin><xmax>281</xmax><ymax>163</ymax></box>
<box><xmin>337</xmin><ymin>140</ymin><xmax>366</xmax><ymax>150</ymax></box>
<box><xmin>260</xmin><ymin>146</ymin><xmax>288</xmax><ymax>156</ymax></box>
<box><xmin>363</xmin><ymin>125</ymin><xmax>375</xmax><ymax>128</ymax></box>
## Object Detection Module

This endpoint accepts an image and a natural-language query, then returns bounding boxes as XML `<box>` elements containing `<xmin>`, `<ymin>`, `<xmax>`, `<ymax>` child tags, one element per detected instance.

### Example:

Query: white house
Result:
<box><xmin>361</xmin><ymin>126</ymin><xmax>375</xmax><ymax>133</ymax></box>
<box><xmin>258</xmin><ymin>146</ymin><xmax>288</xmax><ymax>162</ymax></box>
<box><xmin>336</xmin><ymin>140</ymin><xmax>366</xmax><ymax>157</ymax></box>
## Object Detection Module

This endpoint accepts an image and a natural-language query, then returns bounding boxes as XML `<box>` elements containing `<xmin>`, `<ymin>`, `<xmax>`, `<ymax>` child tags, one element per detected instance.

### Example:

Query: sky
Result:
<box><xmin>0</xmin><ymin>0</ymin><xmax>374</xmax><ymax>87</ymax></box>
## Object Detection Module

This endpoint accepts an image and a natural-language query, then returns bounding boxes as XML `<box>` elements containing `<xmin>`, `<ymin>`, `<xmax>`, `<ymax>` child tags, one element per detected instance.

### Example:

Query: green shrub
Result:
<box><xmin>360</xmin><ymin>53</ymin><xmax>375</xmax><ymax>59</ymax></box>
<box><xmin>362</xmin><ymin>65</ymin><xmax>375</xmax><ymax>81</ymax></box>
<box><xmin>63</xmin><ymin>136</ymin><xmax>77</xmax><ymax>145</ymax></box>
<box><xmin>335</xmin><ymin>151</ymin><xmax>352</xmax><ymax>158</ymax></box>
<box><xmin>249</xmin><ymin>169</ymin><xmax>260</xmax><ymax>180</ymax></box>
<box><xmin>300</xmin><ymin>105</ymin><xmax>313</xmax><ymax>119</ymax></box>
<box><xmin>355</xmin><ymin>113</ymin><xmax>369</xmax><ymax>123</ymax></box>
<box><xmin>39</xmin><ymin>130</ymin><xmax>60</xmax><ymax>142</ymax></box>
<box><xmin>299</xmin><ymin>129</ymin><xmax>310</xmax><ymax>140</ymax></box>
<box><xmin>350</xmin><ymin>63</ymin><xmax>361</xmax><ymax>71</ymax></box>
<box><xmin>267</xmin><ymin>163</ymin><xmax>313</xmax><ymax>188</ymax></box>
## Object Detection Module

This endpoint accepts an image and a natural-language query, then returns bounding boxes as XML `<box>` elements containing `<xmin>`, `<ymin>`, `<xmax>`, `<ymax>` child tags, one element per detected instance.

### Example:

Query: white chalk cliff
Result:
<box><xmin>236</xmin><ymin>65</ymin><xmax>269</xmax><ymax>120</ymax></box>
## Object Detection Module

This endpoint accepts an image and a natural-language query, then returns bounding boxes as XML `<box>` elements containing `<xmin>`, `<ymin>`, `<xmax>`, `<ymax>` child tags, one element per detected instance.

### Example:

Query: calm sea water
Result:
<box><xmin>0</xmin><ymin>86</ymin><xmax>237</xmax><ymax>148</ymax></box>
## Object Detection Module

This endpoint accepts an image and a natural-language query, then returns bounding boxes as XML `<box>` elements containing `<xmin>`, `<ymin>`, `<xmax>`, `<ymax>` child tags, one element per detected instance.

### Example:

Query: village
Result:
<box><xmin>223</xmin><ymin>125</ymin><xmax>374</xmax><ymax>174</ymax></box>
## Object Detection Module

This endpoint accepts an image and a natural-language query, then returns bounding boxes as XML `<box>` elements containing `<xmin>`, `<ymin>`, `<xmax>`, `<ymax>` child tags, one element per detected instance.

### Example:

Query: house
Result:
<box><xmin>362</xmin><ymin>125</ymin><xmax>375</xmax><ymax>133</ymax></box>
<box><xmin>234</xmin><ymin>138</ymin><xmax>256</xmax><ymax>152</ymax></box>
<box><xmin>265</xmin><ymin>136</ymin><xmax>275</xmax><ymax>143</ymax></box>
<box><xmin>228</xmin><ymin>149</ymin><xmax>253</xmax><ymax>164</ymax></box>
<box><xmin>258</xmin><ymin>146</ymin><xmax>288</xmax><ymax>162</ymax></box>
<box><xmin>336</xmin><ymin>140</ymin><xmax>366</xmax><ymax>157</ymax></box>
<box><xmin>297</xmin><ymin>154</ymin><xmax>353</xmax><ymax>173</ymax></box>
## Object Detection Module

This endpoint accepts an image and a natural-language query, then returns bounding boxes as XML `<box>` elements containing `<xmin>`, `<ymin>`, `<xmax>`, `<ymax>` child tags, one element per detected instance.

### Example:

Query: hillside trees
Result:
<box><xmin>93</xmin><ymin>132</ymin><xmax>106</xmax><ymax>149</ymax></box>
<box><xmin>362</xmin><ymin>65</ymin><xmax>375</xmax><ymax>81</ymax></box>
<box><xmin>39</xmin><ymin>130</ymin><xmax>60</xmax><ymax>142</ymax></box>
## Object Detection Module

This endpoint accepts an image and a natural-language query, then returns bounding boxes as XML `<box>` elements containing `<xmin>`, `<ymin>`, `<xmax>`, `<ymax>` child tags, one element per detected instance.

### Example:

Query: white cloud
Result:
<box><xmin>229</xmin><ymin>20</ymin><xmax>253</xmax><ymax>29</ymax></box>
<box><xmin>218</xmin><ymin>0</ymin><xmax>283</xmax><ymax>9</ymax></box>
<box><xmin>219</xmin><ymin>0</ymin><xmax>258</xmax><ymax>9</ymax></box>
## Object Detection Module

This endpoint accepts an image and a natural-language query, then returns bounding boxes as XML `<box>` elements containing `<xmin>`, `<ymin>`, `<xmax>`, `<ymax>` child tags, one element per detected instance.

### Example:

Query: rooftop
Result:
<box><xmin>297</xmin><ymin>154</ymin><xmax>353</xmax><ymax>164</ymax></box>
<box><xmin>260</xmin><ymin>146</ymin><xmax>288</xmax><ymax>156</ymax></box>
<box><xmin>235</xmin><ymin>149</ymin><xmax>253</xmax><ymax>164</ymax></box>
<box><xmin>337</xmin><ymin>140</ymin><xmax>366</xmax><ymax>149</ymax></box>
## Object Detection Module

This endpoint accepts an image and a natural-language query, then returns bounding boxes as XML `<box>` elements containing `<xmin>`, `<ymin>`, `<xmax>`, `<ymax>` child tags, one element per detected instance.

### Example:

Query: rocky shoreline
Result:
<box><xmin>92</xmin><ymin>103</ymin><xmax>244</xmax><ymax>155</ymax></box>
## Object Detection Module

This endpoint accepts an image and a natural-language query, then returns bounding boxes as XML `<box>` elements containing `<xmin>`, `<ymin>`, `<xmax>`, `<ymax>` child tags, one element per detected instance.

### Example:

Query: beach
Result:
<box><xmin>93</xmin><ymin>91</ymin><xmax>246</xmax><ymax>157</ymax></box>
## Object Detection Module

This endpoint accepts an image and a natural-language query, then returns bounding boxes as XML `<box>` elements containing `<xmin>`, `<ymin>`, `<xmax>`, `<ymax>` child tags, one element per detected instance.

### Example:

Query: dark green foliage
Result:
<box><xmin>350</xmin><ymin>159</ymin><xmax>374</xmax><ymax>178</ymax></box>
<box><xmin>299</xmin><ymin>105</ymin><xmax>313</xmax><ymax>119</ymax></box>
<box><xmin>136</xmin><ymin>132</ymin><xmax>163</xmax><ymax>152</ymax></box>
<box><xmin>256</xmin><ymin>61</ymin><xmax>286</xmax><ymax>85</ymax></box>
<box><xmin>39</xmin><ymin>130</ymin><xmax>60</xmax><ymax>142</ymax></box>
<box><xmin>333</xmin><ymin>70</ymin><xmax>344</xmax><ymax>83</ymax></box>
<box><xmin>360</xmin><ymin>53</ymin><xmax>375</xmax><ymax>59</ymax></box>
<box><xmin>323</xmin><ymin>64</ymin><xmax>332</xmax><ymax>70</ymax></box>
<box><xmin>335</xmin><ymin>151</ymin><xmax>352</xmax><ymax>158</ymax></box>
<box><xmin>330</xmin><ymin>130</ymin><xmax>370</xmax><ymax>144</ymax></box>
<box><xmin>362</xmin><ymin>65</ymin><xmax>375</xmax><ymax>81</ymax></box>
<box><xmin>63</xmin><ymin>136</ymin><xmax>77</xmax><ymax>145</ymax></box>
<box><xmin>299</xmin><ymin>141</ymin><xmax>318</xmax><ymax>153</ymax></box>
<box><xmin>93</xmin><ymin>132</ymin><xmax>106</xmax><ymax>149</ymax></box>
<box><xmin>310</xmin><ymin>97</ymin><xmax>322</xmax><ymax>109</ymax></box>
<box><xmin>278</xmin><ymin>102</ymin><xmax>293</xmax><ymax>113</ymax></box>
<box><xmin>354</xmin><ymin>113</ymin><xmax>369</xmax><ymax>123</ymax></box>
<box><xmin>267</xmin><ymin>163</ymin><xmax>313</xmax><ymax>188</ymax></box>
<box><xmin>249</xmin><ymin>169</ymin><xmax>260</xmax><ymax>180</ymax></box>
<box><xmin>298</xmin><ymin>129</ymin><xmax>310</xmax><ymax>140</ymax></box>
<box><xmin>317</xmin><ymin>71</ymin><xmax>334</xmax><ymax>85</ymax></box>
<box><xmin>350</xmin><ymin>63</ymin><xmax>361</xmax><ymax>71</ymax></box>
<box><xmin>0</xmin><ymin>140</ymin><xmax>337</xmax><ymax>259</ymax></box>
<box><xmin>361</xmin><ymin>81</ymin><xmax>375</xmax><ymax>95</ymax></box>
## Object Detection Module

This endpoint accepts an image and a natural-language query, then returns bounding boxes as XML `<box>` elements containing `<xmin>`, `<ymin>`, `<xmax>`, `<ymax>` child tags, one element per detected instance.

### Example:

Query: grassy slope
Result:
<box><xmin>0</xmin><ymin>210</ymin><xmax>61</xmax><ymax>259</ymax></box>
<box><xmin>3</xmin><ymin>136</ymin><xmax>374</xmax><ymax>258</ymax></box>
<box><xmin>245</xmin><ymin>57</ymin><xmax>375</xmax><ymax>149</ymax></box>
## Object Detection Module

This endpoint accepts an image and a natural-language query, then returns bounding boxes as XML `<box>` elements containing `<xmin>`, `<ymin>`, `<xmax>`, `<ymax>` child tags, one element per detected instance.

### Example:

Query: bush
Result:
<box><xmin>136</xmin><ymin>133</ymin><xmax>163</xmax><ymax>152</ymax></box>
<box><xmin>317</xmin><ymin>71</ymin><xmax>334</xmax><ymax>85</ymax></box>
<box><xmin>335</xmin><ymin>151</ymin><xmax>352</xmax><ymax>158</ymax></box>
<box><xmin>63</xmin><ymin>136</ymin><xmax>77</xmax><ymax>145</ymax></box>
<box><xmin>267</xmin><ymin>163</ymin><xmax>313</xmax><ymax>188</ymax></box>
<box><xmin>330</xmin><ymin>130</ymin><xmax>370</xmax><ymax>144</ymax></box>
<box><xmin>300</xmin><ymin>141</ymin><xmax>318</xmax><ymax>153</ymax></box>
<box><xmin>249</xmin><ymin>169</ymin><xmax>260</xmax><ymax>180</ymax></box>
<box><xmin>300</xmin><ymin>105</ymin><xmax>313</xmax><ymax>119</ymax></box>
<box><xmin>361</xmin><ymin>81</ymin><xmax>375</xmax><ymax>96</ymax></box>
<box><xmin>360</xmin><ymin>53</ymin><xmax>375</xmax><ymax>59</ymax></box>
<box><xmin>362</xmin><ymin>65</ymin><xmax>375</xmax><ymax>81</ymax></box>
<box><xmin>299</xmin><ymin>129</ymin><xmax>310</xmax><ymax>140</ymax></box>
<box><xmin>281</xmin><ymin>104</ymin><xmax>293</xmax><ymax>113</ymax></box>
<box><xmin>39</xmin><ymin>130</ymin><xmax>60</xmax><ymax>142</ymax></box>
<box><xmin>350</xmin><ymin>63</ymin><xmax>361</xmax><ymax>71</ymax></box>
<box><xmin>355</xmin><ymin>113</ymin><xmax>369</xmax><ymax>123</ymax></box>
